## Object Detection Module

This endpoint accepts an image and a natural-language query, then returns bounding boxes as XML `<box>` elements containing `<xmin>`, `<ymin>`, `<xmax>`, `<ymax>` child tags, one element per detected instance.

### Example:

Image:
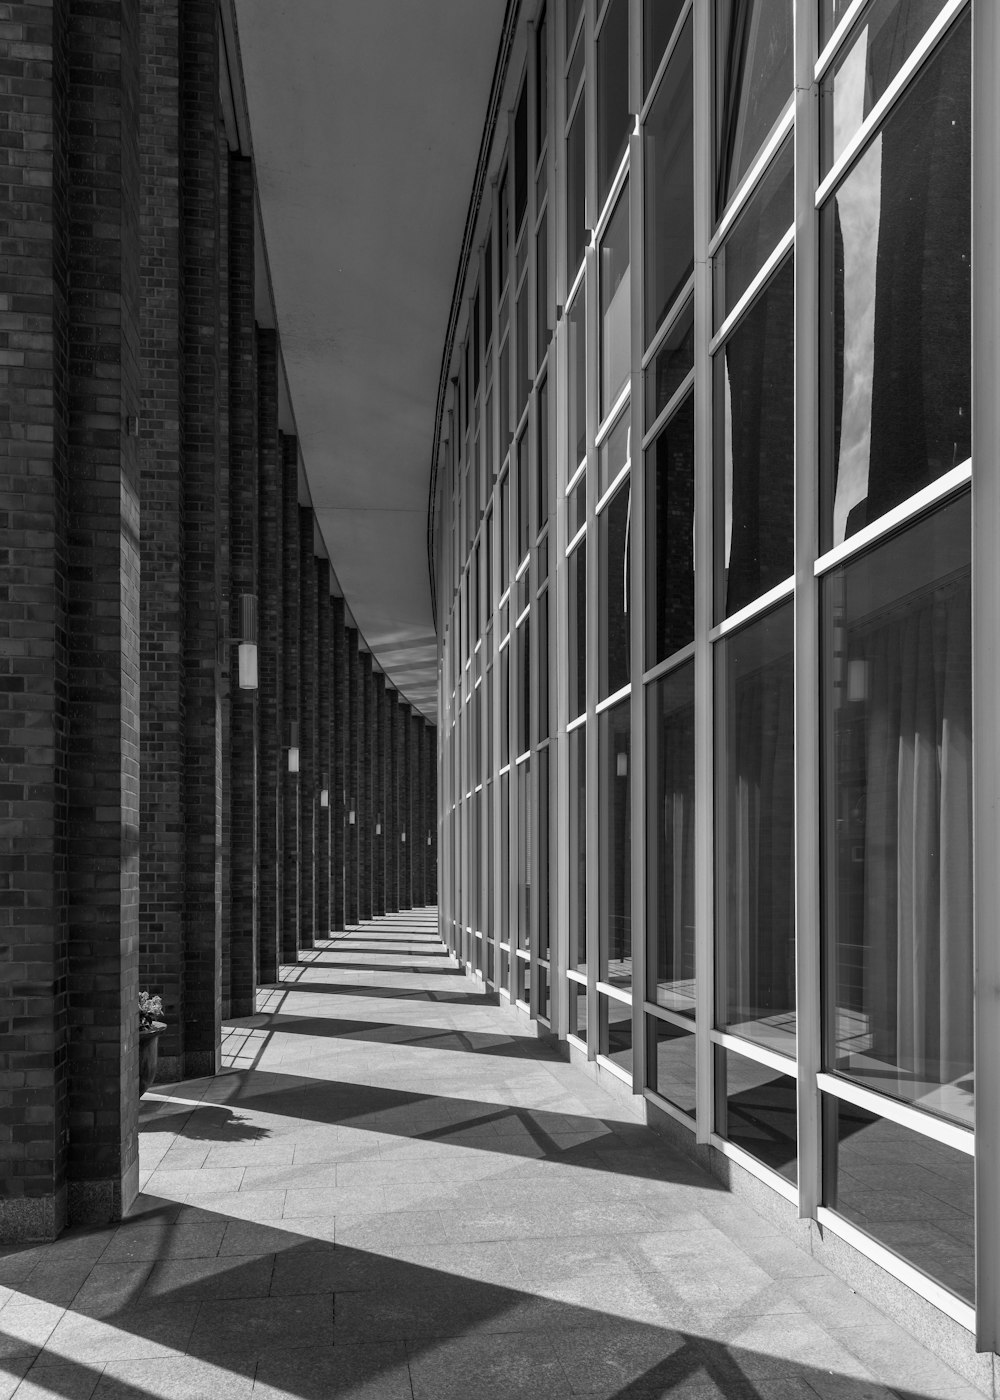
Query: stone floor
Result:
<box><xmin>0</xmin><ymin>909</ymin><xmax>988</xmax><ymax>1399</ymax></box>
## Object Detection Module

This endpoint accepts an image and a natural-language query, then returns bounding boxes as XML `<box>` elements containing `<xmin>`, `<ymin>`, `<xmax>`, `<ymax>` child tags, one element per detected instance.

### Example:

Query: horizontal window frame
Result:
<box><xmin>816</xmin><ymin>1072</ymin><xmax>973</xmax><ymax>1155</ymax></box>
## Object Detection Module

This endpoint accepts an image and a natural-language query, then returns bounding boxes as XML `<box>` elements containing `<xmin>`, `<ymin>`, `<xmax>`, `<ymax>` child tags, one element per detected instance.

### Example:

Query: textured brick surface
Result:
<box><xmin>316</xmin><ymin>563</ymin><xmax>333</xmax><ymax>937</ymax></box>
<box><xmin>372</xmin><ymin>676</ymin><xmax>386</xmax><ymax>916</ymax></box>
<box><xmin>298</xmin><ymin>509</ymin><xmax>317</xmax><ymax>949</ymax></box>
<box><xmin>256</xmin><ymin>328</ymin><xmax>281</xmax><ymax>983</ymax></box>
<box><xmin>345</xmin><ymin>632</ymin><xmax>359</xmax><ymax>926</ymax></box>
<box><xmin>331</xmin><ymin>598</ymin><xmax>347</xmax><ymax>931</ymax></box>
<box><xmin>228</xmin><ymin>154</ymin><xmax>257</xmax><ymax>1014</ymax></box>
<box><xmin>383</xmin><ymin>689</ymin><xmax>398</xmax><ymax>913</ymax></box>
<box><xmin>280</xmin><ymin>434</ymin><xmax>300</xmax><ymax>960</ymax></box>
<box><xmin>358</xmin><ymin>651</ymin><xmax>373</xmax><ymax>923</ymax></box>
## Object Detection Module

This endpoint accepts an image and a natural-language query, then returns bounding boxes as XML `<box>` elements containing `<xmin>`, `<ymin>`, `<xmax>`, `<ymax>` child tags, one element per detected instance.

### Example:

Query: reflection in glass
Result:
<box><xmin>499</xmin><ymin>643</ymin><xmax>510</xmax><ymax>768</ymax></box>
<box><xmin>516</xmin><ymin>617</ymin><xmax>530</xmax><ymax>756</ymax></box>
<box><xmin>569</xmin><ymin>474</ymin><xmax>586</xmax><ymax>537</ymax></box>
<box><xmin>824</xmin><ymin>495</ymin><xmax>972</xmax><ymax>1125</ymax></box>
<box><xmin>825</xmin><ymin>1097</ymin><xmax>973</xmax><ymax>1302</ymax></box>
<box><xmin>597</xmin><ymin>0</ymin><xmax>629</xmax><ymax>212</ymax></box>
<box><xmin>567</xmin><ymin>294</ymin><xmax>587</xmax><ymax>473</ymax></box>
<box><xmin>601</xmin><ymin>996</ymin><xmax>633</xmax><ymax>1073</ymax></box>
<box><xmin>643</xmin><ymin>0</ymin><xmax>686</xmax><ymax>95</ymax></box>
<box><xmin>598</xmin><ymin>407</ymin><xmax>629</xmax><ymax>500</ymax></box>
<box><xmin>599</xmin><ymin>700</ymin><xmax>631</xmax><ymax>989</ymax></box>
<box><xmin>569</xmin><ymin>727</ymin><xmax>587</xmax><ymax>971</ymax></box>
<box><xmin>646</xmin><ymin>392</ymin><xmax>694</xmax><ymax>668</ymax></box>
<box><xmin>600</xmin><ymin>184</ymin><xmax>631</xmax><ymax>417</ymax></box>
<box><xmin>647</xmin><ymin>662</ymin><xmax>695</xmax><ymax>1017</ymax></box>
<box><xmin>822</xmin><ymin>0</ymin><xmax>949</xmax><ymax>172</ymax></box>
<box><xmin>718</xmin><ymin>602</ymin><xmax>795</xmax><ymax>1051</ymax></box>
<box><xmin>643</xmin><ymin>16</ymin><xmax>693</xmax><ymax>343</ymax></box>
<box><xmin>647</xmin><ymin>1017</ymin><xmax>696</xmax><ymax>1116</ymax></box>
<box><xmin>538</xmin><ymin>963</ymin><xmax>551</xmax><ymax>1021</ymax></box>
<box><xmin>537</xmin><ymin>377</ymin><xmax>549</xmax><ymax>531</ymax></box>
<box><xmin>570</xmin><ymin>979</ymin><xmax>588</xmax><ymax>1042</ymax></box>
<box><xmin>716</xmin><ymin>0</ymin><xmax>793</xmax><ymax>213</ymax></box>
<box><xmin>568</xmin><ymin>542</ymin><xmax>586</xmax><ymax>718</ymax></box>
<box><xmin>517</xmin><ymin>757</ymin><xmax>531</xmax><ymax>950</ymax></box>
<box><xmin>536</xmin><ymin>211</ymin><xmax>550</xmax><ymax>365</ymax></box>
<box><xmin>599</xmin><ymin>478</ymin><xmax>630</xmax><ymax>701</ymax></box>
<box><xmin>820</xmin><ymin>0</ymin><xmax>854</xmax><ymax>47</ymax></box>
<box><xmin>500</xmin><ymin>772</ymin><xmax>510</xmax><ymax>949</ymax></box>
<box><xmin>516</xmin><ymin>431</ymin><xmax>530</xmax><ymax>561</ymax></box>
<box><xmin>716</xmin><ymin>1048</ymin><xmax>797</xmax><ymax>1184</ymax></box>
<box><xmin>716</xmin><ymin>254</ymin><xmax>794</xmax><ymax>619</ymax></box>
<box><xmin>538</xmin><ymin>590</ymin><xmax>549</xmax><ymax>743</ymax></box>
<box><xmin>822</xmin><ymin>16</ymin><xmax>970</xmax><ymax>548</ymax></box>
<box><xmin>714</xmin><ymin>133</ymin><xmax>792</xmax><ymax>329</ymax></box>
<box><xmin>537</xmin><ymin>745</ymin><xmax>550</xmax><ymax>958</ymax></box>
<box><xmin>514</xmin><ymin>80</ymin><xmax>528</xmax><ymax>234</ymax></box>
<box><xmin>499</xmin><ymin>470</ymin><xmax>509</xmax><ymax>588</ymax></box>
<box><xmin>567</xmin><ymin>100</ymin><xmax>587</xmax><ymax>280</ymax></box>
<box><xmin>644</xmin><ymin>298</ymin><xmax>694</xmax><ymax>430</ymax></box>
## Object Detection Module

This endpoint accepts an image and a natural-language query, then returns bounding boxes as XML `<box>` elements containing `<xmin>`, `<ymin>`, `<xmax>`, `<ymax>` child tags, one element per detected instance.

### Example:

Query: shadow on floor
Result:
<box><xmin>223</xmin><ymin>1012</ymin><xmax>551</xmax><ymax>1060</ymax></box>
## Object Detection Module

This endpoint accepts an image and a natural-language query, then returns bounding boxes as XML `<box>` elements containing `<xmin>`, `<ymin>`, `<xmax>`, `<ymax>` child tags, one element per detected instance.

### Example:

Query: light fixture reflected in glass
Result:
<box><xmin>236</xmin><ymin>595</ymin><xmax>258</xmax><ymax>690</ymax></box>
<box><xmin>320</xmin><ymin>789</ymin><xmax>329</xmax><ymax>807</ymax></box>
<box><xmin>238</xmin><ymin>642</ymin><xmax>258</xmax><ymax>690</ymax></box>
<box><xmin>287</xmin><ymin>720</ymin><xmax>299</xmax><ymax>773</ymax></box>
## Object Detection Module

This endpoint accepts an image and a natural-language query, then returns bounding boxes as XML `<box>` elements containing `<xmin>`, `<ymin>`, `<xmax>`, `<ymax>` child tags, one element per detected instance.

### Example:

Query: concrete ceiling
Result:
<box><xmin>235</xmin><ymin>0</ymin><xmax>507</xmax><ymax>722</ymax></box>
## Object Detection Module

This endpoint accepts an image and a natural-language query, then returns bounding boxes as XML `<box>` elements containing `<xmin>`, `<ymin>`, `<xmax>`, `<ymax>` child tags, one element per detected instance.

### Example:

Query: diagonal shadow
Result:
<box><xmin>296</xmin><ymin>960</ymin><xmax>466</xmax><ymax>975</ymax></box>
<box><xmin>0</xmin><ymin>1194</ymin><xmax>957</xmax><ymax>1400</ymax></box>
<box><xmin>222</xmin><ymin>1012</ymin><xmax>550</xmax><ymax>1060</ymax></box>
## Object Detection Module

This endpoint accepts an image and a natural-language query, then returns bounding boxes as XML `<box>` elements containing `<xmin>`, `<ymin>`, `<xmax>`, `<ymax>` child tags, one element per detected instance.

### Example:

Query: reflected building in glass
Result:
<box><xmin>433</xmin><ymin>0</ymin><xmax>994</xmax><ymax>1370</ymax></box>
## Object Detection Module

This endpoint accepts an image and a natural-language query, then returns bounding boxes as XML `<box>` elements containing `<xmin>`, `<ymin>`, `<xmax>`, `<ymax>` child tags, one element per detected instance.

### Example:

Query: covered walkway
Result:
<box><xmin>0</xmin><ymin>913</ymin><xmax>981</xmax><ymax>1399</ymax></box>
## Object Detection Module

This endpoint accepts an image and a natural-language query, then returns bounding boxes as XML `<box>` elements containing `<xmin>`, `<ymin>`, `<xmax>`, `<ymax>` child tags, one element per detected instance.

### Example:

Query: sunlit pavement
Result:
<box><xmin>0</xmin><ymin>910</ymin><xmax>984</xmax><ymax>1399</ymax></box>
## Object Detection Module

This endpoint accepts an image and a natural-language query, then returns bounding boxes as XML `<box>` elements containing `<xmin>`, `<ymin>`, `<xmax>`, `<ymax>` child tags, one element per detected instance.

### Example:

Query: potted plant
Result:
<box><xmin>138</xmin><ymin>991</ymin><xmax>166</xmax><ymax>1094</ymax></box>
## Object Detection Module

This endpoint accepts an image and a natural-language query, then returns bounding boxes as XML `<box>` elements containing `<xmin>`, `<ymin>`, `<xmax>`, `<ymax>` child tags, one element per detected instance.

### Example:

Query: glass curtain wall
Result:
<box><xmin>436</xmin><ymin>0</ymin><xmax>976</xmax><ymax>1332</ymax></box>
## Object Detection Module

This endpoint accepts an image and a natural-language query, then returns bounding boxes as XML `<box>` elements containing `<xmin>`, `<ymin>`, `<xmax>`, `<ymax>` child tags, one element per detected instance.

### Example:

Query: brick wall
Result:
<box><xmin>256</xmin><ymin>327</ymin><xmax>281</xmax><ymax>983</ymax></box>
<box><xmin>358</xmin><ymin>651</ymin><xmax>373</xmax><ymax>922</ymax></box>
<box><xmin>280</xmin><ymin>433</ymin><xmax>300</xmax><ymax>961</ymax></box>
<box><xmin>331</xmin><ymin>598</ymin><xmax>347</xmax><ymax>931</ymax></box>
<box><xmin>384</xmin><ymin>690</ymin><xmax>398</xmax><ymax>913</ymax></box>
<box><xmin>316</xmin><ymin>563</ymin><xmax>333</xmax><ymax>938</ymax></box>
<box><xmin>345</xmin><ymin>633</ymin><xmax>359</xmax><ymax>926</ymax></box>
<box><xmin>298</xmin><ymin>509</ymin><xmax>316</xmax><ymax>949</ymax></box>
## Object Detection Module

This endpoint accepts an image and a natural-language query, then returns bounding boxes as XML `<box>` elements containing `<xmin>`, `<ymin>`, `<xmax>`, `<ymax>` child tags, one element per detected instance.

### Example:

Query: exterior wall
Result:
<box><xmin>256</xmin><ymin>327</ymin><xmax>282</xmax><ymax>984</ymax></box>
<box><xmin>280</xmin><ymin>434</ymin><xmax>300</xmax><ymax>961</ymax></box>
<box><xmin>298</xmin><ymin>508</ymin><xmax>317</xmax><ymax>949</ymax></box>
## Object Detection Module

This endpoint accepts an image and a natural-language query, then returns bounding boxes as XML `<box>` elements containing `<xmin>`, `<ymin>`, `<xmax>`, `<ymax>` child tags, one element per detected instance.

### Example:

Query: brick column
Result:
<box><xmin>345</xmin><ymin>634</ymin><xmax>360</xmax><ymax>925</ymax></box>
<box><xmin>181</xmin><ymin>0</ymin><xmax>223</xmax><ymax>1076</ymax></box>
<box><xmin>398</xmin><ymin>701</ymin><xmax>412</xmax><ymax>908</ymax></box>
<box><xmin>316</xmin><ymin>564</ymin><xmax>333</xmax><ymax>937</ymax></box>
<box><xmin>372</xmin><ymin>677</ymin><xmax>385</xmax><ymax>917</ymax></box>
<box><xmin>228</xmin><ymin>154</ymin><xmax>258</xmax><ymax>1015</ymax></box>
<box><xmin>410</xmin><ymin>714</ymin><xmax>425</xmax><ymax>908</ymax></box>
<box><xmin>281</xmin><ymin>434</ymin><xmax>300</xmax><ymax>961</ymax></box>
<box><xmin>425</xmin><ymin>720</ymin><xmax>439</xmax><ymax>905</ymax></box>
<box><xmin>331</xmin><ymin>600</ymin><xmax>347</xmax><ymax>931</ymax></box>
<box><xmin>298</xmin><ymin>509</ymin><xmax>317</xmax><ymax>949</ymax></box>
<box><xmin>139</xmin><ymin>0</ymin><xmax>186</xmax><ymax>1073</ymax></box>
<box><xmin>358</xmin><ymin>652</ymin><xmax>373</xmax><ymax>922</ymax></box>
<box><xmin>0</xmin><ymin>0</ymin><xmax>70</xmax><ymax>1242</ymax></box>
<box><xmin>64</xmin><ymin>0</ymin><xmax>143</xmax><ymax>1223</ymax></box>
<box><xmin>217</xmin><ymin>127</ymin><xmax>231</xmax><ymax>1020</ymax></box>
<box><xmin>384</xmin><ymin>689</ymin><xmax>398</xmax><ymax>913</ymax></box>
<box><xmin>256</xmin><ymin>329</ymin><xmax>282</xmax><ymax>983</ymax></box>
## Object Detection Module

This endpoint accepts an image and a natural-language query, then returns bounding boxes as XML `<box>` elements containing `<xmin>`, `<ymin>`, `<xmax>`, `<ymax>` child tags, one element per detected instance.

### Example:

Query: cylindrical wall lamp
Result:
<box><xmin>401</xmin><ymin>831</ymin><xmax>407</xmax><ymax>844</ymax></box>
<box><xmin>287</xmin><ymin>720</ymin><xmax>299</xmax><ymax>773</ymax></box>
<box><xmin>237</xmin><ymin>594</ymin><xmax>258</xmax><ymax>690</ymax></box>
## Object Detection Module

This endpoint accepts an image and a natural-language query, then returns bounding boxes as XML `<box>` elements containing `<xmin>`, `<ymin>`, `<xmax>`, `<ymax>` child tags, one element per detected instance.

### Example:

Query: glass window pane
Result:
<box><xmin>567</xmin><ymin>0</ymin><xmax>584</xmax><ymax>58</ymax></box>
<box><xmin>536</xmin><ymin>5</ymin><xmax>548</xmax><ymax>158</ymax></box>
<box><xmin>716</xmin><ymin>1047</ymin><xmax>797</xmax><ymax>1184</ymax></box>
<box><xmin>718</xmin><ymin>601</ymin><xmax>795</xmax><ymax>1053</ymax></box>
<box><xmin>600</xmin><ymin>183</ymin><xmax>631</xmax><ymax>416</ymax></box>
<box><xmin>569</xmin><ymin>473</ymin><xmax>586</xmax><ymax>536</ymax></box>
<box><xmin>568</xmin><ymin>542</ymin><xmax>586</xmax><ymax>719</ymax></box>
<box><xmin>499</xmin><ymin>470</ymin><xmax>509</xmax><ymax>589</ymax></box>
<box><xmin>567</xmin><ymin>292</ymin><xmax>587</xmax><ymax>476</ymax></box>
<box><xmin>821</xmin><ymin>0</ymin><xmax>854</xmax><ymax>48</ymax></box>
<box><xmin>599</xmin><ymin>699</ymin><xmax>631</xmax><ymax>989</ymax></box>
<box><xmin>601</xmin><ymin>995</ymin><xmax>633</xmax><ymax>1074</ymax></box>
<box><xmin>538</xmin><ymin>589</ymin><xmax>549</xmax><ymax>742</ymax></box>
<box><xmin>821</xmin><ymin>16</ymin><xmax>970</xmax><ymax>549</ymax></box>
<box><xmin>716</xmin><ymin>0</ymin><xmax>793</xmax><ymax>214</ymax></box>
<box><xmin>569</xmin><ymin>728</ymin><xmax>587</xmax><ymax>972</ymax></box>
<box><xmin>822</xmin><ymin>0</ymin><xmax>950</xmax><ymax>173</ymax></box>
<box><xmin>517</xmin><ymin>757</ymin><xmax>531</xmax><ymax>949</ymax></box>
<box><xmin>515</xmin><ymin>80</ymin><xmax>528</xmax><ymax>234</ymax></box>
<box><xmin>500</xmin><ymin>771</ymin><xmax>510</xmax><ymax>943</ymax></box>
<box><xmin>499</xmin><ymin>166</ymin><xmax>510</xmax><ymax>289</ymax></box>
<box><xmin>599</xmin><ymin>478</ymin><xmax>630</xmax><ymax>700</ymax></box>
<box><xmin>516</xmin><ymin>430</ymin><xmax>530</xmax><ymax>561</ymax></box>
<box><xmin>716</xmin><ymin>254</ymin><xmax>794</xmax><ymax>620</ymax></box>
<box><xmin>500</xmin><ymin>336</ymin><xmax>511</xmax><ymax>463</ymax></box>
<box><xmin>536</xmin><ymin>209</ymin><xmax>550</xmax><ymax>365</ymax></box>
<box><xmin>537</xmin><ymin>377</ymin><xmax>549</xmax><ymax>530</ymax></box>
<box><xmin>485</xmin><ymin>226</ymin><xmax>493</xmax><ymax>348</ymax></box>
<box><xmin>516</xmin><ymin>281</ymin><xmax>530</xmax><ymax>420</ymax></box>
<box><xmin>644</xmin><ymin>298</ymin><xmax>694</xmax><ymax>430</ymax></box>
<box><xmin>517</xmin><ymin>617</ymin><xmax>530</xmax><ymax>756</ymax></box>
<box><xmin>598</xmin><ymin>405</ymin><xmax>629</xmax><ymax>499</ymax></box>
<box><xmin>570</xmin><ymin>979</ymin><xmax>588</xmax><ymax>1041</ymax></box>
<box><xmin>647</xmin><ymin>1017</ymin><xmax>696</xmax><ymax>1115</ymax></box>
<box><xmin>567</xmin><ymin>100</ymin><xmax>587</xmax><ymax>281</ymax></box>
<box><xmin>643</xmin><ymin>16</ymin><xmax>694</xmax><ymax>344</ymax></box>
<box><xmin>537</xmin><ymin>745</ymin><xmax>550</xmax><ymax>958</ymax></box>
<box><xmin>646</xmin><ymin>392</ymin><xmax>694</xmax><ymax>668</ymax></box>
<box><xmin>824</xmin><ymin>494</ymin><xmax>972</xmax><ymax>1126</ymax></box>
<box><xmin>647</xmin><ymin>662</ymin><xmax>695</xmax><ymax>1017</ymax></box>
<box><xmin>714</xmin><ymin>132</ymin><xmax>792</xmax><ymax>330</ymax></box>
<box><xmin>597</xmin><ymin>0</ymin><xmax>629</xmax><ymax>211</ymax></box>
<box><xmin>825</xmin><ymin>1096</ymin><xmax>973</xmax><ymax>1303</ymax></box>
<box><xmin>643</xmin><ymin>0</ymin><xmax>686</xmax><ymax>96</ymax></box>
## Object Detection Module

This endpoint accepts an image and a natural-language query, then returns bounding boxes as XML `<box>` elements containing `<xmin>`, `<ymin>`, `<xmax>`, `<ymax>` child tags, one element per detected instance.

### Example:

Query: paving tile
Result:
<box><xmin>9</xmin><ymin>1360</ymin><xmax>99</xmax><ymax>1400</ymax></box>
<box><xmin>405</xmin><ymin>1331</ymin><xmax>571</xmax><ymax>1400</ymax></box>
<box><xmin>99</xmin><ymin>1223</ymin><xmax>226</xmax><ymax>1264</ymax></box>
<box><xmin>0</xmin><ymin>1301</ymin><xmax>65</xmax><ymax>1358</ymax></box>
<box><xmin>0</xmin><ymin>1358</ymin><xmax>31</xmax><ymax>1399</ymax></box>
<box><xmin>185</xmin><ymin>1296</ymin><xmax>334</xmax><ymax>1361</ymax></box>
<box><xmin>251</xmin><ymin>1341</ymin><xmax>412</xmax><ymax>1399</ymax></box>
<box><xmin>92</xmin><ymin>1357</ymin><xmax>255</xmax><ymax>1399</ymax></box>
<box><xmin>140</xmin><ymin>1254</ymin><xmax>275</xmax><ymax>1303</ymax></box>
<box><xmin>43</xmin><ymin>1305</ymin><xmax>200</xmax><ymax>1363</ymax></box>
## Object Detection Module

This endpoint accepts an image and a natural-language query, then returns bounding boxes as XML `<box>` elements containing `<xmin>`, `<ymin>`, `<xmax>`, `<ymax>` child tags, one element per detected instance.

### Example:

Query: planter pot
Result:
<box><xmin>138</xmin><ymin>1023</ymin><xmax>166</xmax><ymax>1095</ymax></box>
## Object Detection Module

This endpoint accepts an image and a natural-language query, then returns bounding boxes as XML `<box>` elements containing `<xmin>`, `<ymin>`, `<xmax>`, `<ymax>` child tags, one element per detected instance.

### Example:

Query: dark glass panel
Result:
<box><xmin>537</xmin><ymin>377</ymin><xmax>549</xmax><ymax>533</ymax></box>
<box><xmin>598</xmin><ymin>406</ymin><xmax>629</xmax><ymax>500</ymax></box>
<box><xmin>566</xmin><ymin>0</ymin><xmax>584</xmax><ymax>57</ymax></box>
<box><xmin>569</xmin><ymin>543</ymin><xmax>586</xmax><ymax>718</ymax></box>
<box><xmin>515</xmin><ymin>81</ymin><xmax>528</xmax><ymax>234</ymax></box>
<box><xmin>569</xmin><ymin>727</ymin><xmax>587</xmax><ymax>971</ymax></box>
<box><xmin>570</xmin><ymin>979</ymin><xmax>588</xmax><ymax>1042</ymax></box>
<box><xmin>538</xmin><ymin>963</ymin><xmax>551</xmax><ymax>1021</ymax></box>
<box><xmin>567</xmin><ymin>26</ymin><xmax>585</xmax><ymax>101</ymax></box>
<box><xmin>646</xmin><ymin>392</ymin><xmax>694</xmax><ymax>668</ymax></box>
<box><xmin>716</xmin><ymin>254</ymin><xmax>794</xmax><ymax>619</ymax></box>
<box><xmin>537</xmin><ymin>745</ymin><xmax>550</xmax><ymax>957</ymax></box>
<box><xmin>536</xmin><ymin>210</ymin><xmax>550</xmax><ymax>364</ymax></box>
<box><xmin>499</xmin><ymin>470</ymin><xmax>509</xmax><ymax>589</ymax></box>
<box><xmin>643</xmin><ymin>16</ymin><xmax>694</xmax><ymax>343</ymax></box>
<box><xmin>567</xmin><ymin>101</ymin><xmax>587</xmax><ymax>279</ymax></box>
<box><xmin>646</xmin><ymin>662</ymin><xmax>695</xmax><ymax>1017</ymax></box>
<box><xmin>644</xmin><ymin>298</ymin><xmax>694</xmax><ymax>430</ymax></box>
<box><xmin>485</xmin><ymin>225</ymin><xmax>493</xmax><ymax>347</ymax></box>
<box><xmin>597</xmin><ymin>0</ymin><xmax>629</xmax><ymax>210</ymax></box>
<box><xmin>569</xmin><ymin>474</ymin><xmax>586</xmax><ymax>537</ymax></box>
<box><xmin>820</xmin><ymin>0</ymin><xmax>854</xmax><ymax>47</ymax></box>
<box><xmin>822</xmin><ymin>0</ymin><xmax>949</xmax><ymax>172</ymax></box>
<box><xmin>714</xmin><ymin>133</ymin><xmax>792</xmax><ymax>329</ymax></box>
<box><xmin>567</xmin><ymin>293</ymin><xmax>587</xmax><ymax>472</ymax></box>
<box><xmin>599</xmin><ymin>699</ymin><xmax>631</xmax><ymax>989</ymax></box>
<box><xmin>643</xmin><ymin>0</ymin><xmax>686</xmax><ymax>96</ymax></box>
<box><xmin>716</xmin><ymin>0</ymin><xmax>793</xmax><ymax>214</ymax></box>
<box><xmin>517</xmin><ymin>757</ymin><xmax>531</xmax><ymax>949</ymax></box>
<box><xmin>538</xmin><ymin>590</ymin><xmax>549</xmax><ymax>742</ymax></box>
<box><xmin>499</xmin><ymin>643</ymin><xmax>510</xmax><ymax>768</ymax></box>
<box><xmin>824</xmin><ymin>495</ymin><xmax>972</xmax><ymax>1125</ymax></box>
<box><xmin>647</xmin><ymin>1017</ymin><xmax>696</xmax><ymax>1115</ymax></box>
<box><xmin>500</xmin><ymin>772</ymin><xmax>510</xmax><ymax>952</ymax></box>
<box><xmin>825</xmin><ymin>1096</ymin><xmax>973</xmax><ymax>1302</ymax></box>
<box><xmin>516</xmin><ymin>430</ymin><xmax>530</xmax><ymax>562</ymax></box>
<box><xmin>718</xmin><ymin>602</ymin><xmax>795</xmax><ymax>1052</ymax></box>
<box><xmin>516</xmin><ymin>282</ymin><xmax>530</xmax><ymax>420</ymax></box>
<box><xmin>599</xmin><ymin>478</ymin><xmax>630</xmax><ymax>700</ymax></box>
<box><xmin>517</xmin><ymin>619</ymin><xmax>531</xmax><ymax>758</ymax></box>
<box><xmin>821</xmin><ymin>16</ymin><xmax>970</xmax><ymax>548</ymax></box>
<box><xmin>500</xmin><ymin>337</ymin><xmax>511</xmax><ymax>462</ymax></box>
<box><xmin>500</xmin><ymin>945</ymin><xmax>510</xmax><ymax>990</ymax></box>
<box><xmin>716</xmin><ymin>1048</ymin><xmax>797</xmax><ymax>1184</ymax></box>
<box><xmin>536</xmin><ymin>5</ymin><xmax>548</xmax><ymax>157</ymax></box>
<box><xmin>473</xmin><ymin>290</ymin><xmax>481</xmax><ymax>394</ymax></box>
<box><xmin>499</xmin><ymin>165</ymin><xmax>510</xmax><ymax>288</ymax></box>
<box><xmin>600</xmin><ymin>183</ymin><xmax>631</xmax><ymax>416</ymax></box>
<box><xmin>601</xmin><ymin>995</ymin><xmax>633</xmax><ymax>1074</ymax></box>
